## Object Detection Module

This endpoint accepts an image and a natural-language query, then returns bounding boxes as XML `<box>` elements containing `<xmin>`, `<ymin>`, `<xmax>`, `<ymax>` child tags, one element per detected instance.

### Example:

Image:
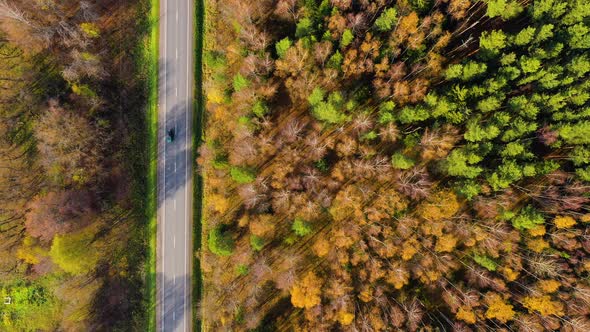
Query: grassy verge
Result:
<box><xmin>125</xmin><ymin>0</ymin><xmax>158</xmax><ymax>328</ymax></box>
<box><xmin>144</xmin><ymin>0</ymin><xmax>159</xmax><ymax>330</ymax></box>
<box><xmin>192</xmin><ymin>0</ymin><xmax>205</xmax><ymax>330</ymax></box>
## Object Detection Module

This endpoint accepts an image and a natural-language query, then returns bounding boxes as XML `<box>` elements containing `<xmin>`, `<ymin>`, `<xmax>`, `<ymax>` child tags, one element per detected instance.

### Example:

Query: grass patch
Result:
<box><xmin>140</xmin><ymin>0</ymin><xmax>159</xmax><ymax>330</ymax></box>
<box><xmin>193</xmin><ymin>0</ymin><xmax>205</xmax><ymax>330</ymax></box>
<box><xmin>118</xmin><ymin>0</ymin><xmax>159</xmax><ymax>329</ymax></box>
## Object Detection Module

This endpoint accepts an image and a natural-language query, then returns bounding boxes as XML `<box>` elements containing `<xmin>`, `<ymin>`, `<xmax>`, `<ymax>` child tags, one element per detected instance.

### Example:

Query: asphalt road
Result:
<box><xmin>157</xmin><ymin>0</ymin><xmax>193</xmax><ymax>331</ymax></box>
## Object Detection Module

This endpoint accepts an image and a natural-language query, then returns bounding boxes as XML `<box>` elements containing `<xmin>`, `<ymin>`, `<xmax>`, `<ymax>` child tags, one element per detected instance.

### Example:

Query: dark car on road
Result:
<box><xmin>167</xmin><ymin>128</ymin><xmax>175</xmax><ymax>143</ymax></box>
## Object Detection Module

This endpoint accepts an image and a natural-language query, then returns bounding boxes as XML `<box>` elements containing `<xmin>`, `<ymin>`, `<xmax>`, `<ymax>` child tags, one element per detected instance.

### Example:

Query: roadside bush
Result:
<box><xmin>208</xmin><ymin>226</ymin><xmax>234</xmax><ymax>256</ymax></box>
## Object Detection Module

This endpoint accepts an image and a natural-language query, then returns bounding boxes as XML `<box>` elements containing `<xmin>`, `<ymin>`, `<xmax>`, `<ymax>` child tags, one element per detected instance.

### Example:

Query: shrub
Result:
<box><xmin>0</xmin><ymin>281</ymin><xmax>58</xmax><ymax>330</ymax></box>
<box><xmin>473</xmin><ymin>254</ymin><xmax>498</xmax><ymax>271</ymax></box>
<box><xmin>391</xmin><ymin>153</ymin><xmax>415</xmax><ymax>170</ymax></box>
<box><xmin>50</xmin><ymin>227</ymin><xmax>100</xmax><ymax>275</ymax></box>
<box><xmin>252</xmin><ymin>100</ymin><xmax>269</xmax><ymax>118</ymax></box>
<box><xmin>312</xmin><ymin>101</ymin><xmax>348</xmax><ymax>124</ymax></box>
<box><xmin>236</xmin><ymin>264</ymin><xmax>249</xmax><ymax>276</ymax></box>
<box><xmin>409</xmin><ymin>0</ymin><xmax>433</xmax><ymax>13</ymax></box>
<box><xmin>456</xmin><ymin>180</ymin><xmax>481</xmax><ymax>200</ymax></box>
<box><xmin>512</xmin><ymin>205</ymin><xmax>544</xmax><ymax>230</ymax></box>
<box><xmin>232</xmin><ymin>74</ymin><xmax>249</xmax><ymax>92</ymax></box>
<box><xmin>204</xmin><ymin>51</ymin><xmax>227</xmax><ymax>70</ymax></box>
<box><xmin>208</xmin><ymin>227</ymin><xmax>234</xmax><ymax>256</ymax></box>
<box><xmin>230</xmin><ymin>167</ymin><xmax>256</xmax><ymax>184</ymax></box>
<box><xmin>340</xmin><ymin>29</ymin><xmax>354</xmax><ymax>48</ymax></box>
<box><xmin>374</xmin><ymin>8</ymin><xmax>398</xmax><ymax>32</ymax></box>
<box><xmin>292</xmin><ymin>218</ymin><xmax>312</xmax><ymax>236</ymax></box>
<box><xmin>445</xmin><ymin>149</ymin><xmax>483</xmax><ymax>179</ymax></box>
<box><xmin>514</xmin><ymin>26</ymin><xmax>536</xmax><ymax>46</ymax></box>
<box><xmin>80</xmin><ymin>23</ymin><xmax>100</xmax><ymax>38</ymax></box>
<box><xmin>519</xmin><ymin>56</ymin><xmax>541</xmax><ymax>73</ymax></box>
<box><xmin>72</xmin><ymin>84</ymin><xmax>97</xmax><ymax>98</ymax></box>
<box><xmin>308</xmin><ymin>87</ymin><xmax>325</xmax><ymax>106</ymax></box>
<box><xmin>486</xmin><ymin>0</ymin><xmax>523</xmax><ymax>20</ymax></box>
<box><xmin>559</xmin><ymin>121</ymin><xmax>590</xmax><ymax>144</ymax></box>
<box><xmin>479</xmin><ymin>30</ymin><xmax>507</xmax><ymax>57</ymax></box>
<box><xmin>250</xmin><ymin>235</ymin><xmax>265</xmax><ymax>251</ymax></box>
<box><xmin>275</xmin><ymin>38</ymin><xmax>292</xmax><ymax>58</ymax></box>
<box><xmin>327</xmin><ymin>51</ymin><xmax>343</xmax><ymax>69</ymax></box>
<box><xmin>295</xmin><ymin>17</ymin><xmax>313</xmax><ymax>37</ymax></box>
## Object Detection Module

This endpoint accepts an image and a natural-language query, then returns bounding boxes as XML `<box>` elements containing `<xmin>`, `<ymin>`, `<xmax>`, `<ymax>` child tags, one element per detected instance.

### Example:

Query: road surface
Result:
<box><xmin>157</xmin><ymin>0</ymin><xmax>193</xmax><ymax>331</ymax></box>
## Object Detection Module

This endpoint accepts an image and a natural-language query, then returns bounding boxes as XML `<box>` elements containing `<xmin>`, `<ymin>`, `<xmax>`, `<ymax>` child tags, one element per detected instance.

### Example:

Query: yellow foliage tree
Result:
<box><xmin>209</xmin><ymin>194</ymin><xmax>229</xmax><ymax>214</ymax></box>
<box><xmin>419</xmin><ymin>269</ymin><xmax>441</xmax><ymax>284</ymax></box>
<box><xmin>16</xmin><ymin>237</ymin><xmax>46</xmax><ymax>265</ymax></box>
<box><xmin>50</xmin><ymin>226</ymin><xmax>101</xmax><ymax>275</ymax></box>
<box><xmin>386</xmin><ymin>265</ymin><xmax>409</xmax><ymax>289</ymax></box>
<box><xmin>421</xmin><ymin>220</ymin><xmax>444</xmax><ymax>237</ymax></box>
<box><xmin>522</xmin><ymin>295</ymin><xmax>564</xmax><ymax>316</ymax></box>
<box><xmin>418</xmin><ymin>191</ymin><xmax>460</xmax><ymax>221</ymax></box>
<box><xmin>401</xmin><ymin>238</ymin><xmax>419</xmax><ymax>261</ymax></box>
<box><xmin>358</xmin><ymin>287</ymin><xmax>373</xmax><ymax>303</ymax></box>
<box><xmin>456</xmin><ymin>306</ymin><xmax>476</xmax><ymax>324</ymax></box>
<box><xmin>370</xmin><ymin>187</ymin><xmax>408</xmax><ymax>218</ymax></box>
<box><xmin>529</xmin><ymin>225</ymin><xmax>546</xmax><ymax>236</ymax></box>
<box><xmin>329</xmin><ymin>185</ymin><xmax>364</xmax><ymax>222</ymax></box>
<box><xmin>337</xmin><ymin>310</ymin><xmax>354</xmax><ymax>325</ymax></box>
<box><xmin>312</xmin><ymin>238</ymin><xmax>330</xmax><ymax>257</ymax></box>
<box><xmin>290</xmin><ymin>271</ymin><xmax>322</xmax><ymax>309</ymax></box>
<box><xmin>207</xmin><ymin>88</ymin><xmax>225</xmax><ymax>104</ymax></box>
<box><xmin>500</xmin><ymin>267</ymin><xmax>519</xmax><ymax>282</ymax></box>
<box><xmin>554</xmin><ymin>215</ymin><xmax>576</xmax><ymax>229</ymax></box>
<box><xmin>435</xmin><ymin>234</ymin><xmax>458</xmax><ymax>252</ymax></box>
<box><xmin>484</xmin><ymin>293</ymin><xmax>515</xmax><ymax>323</ymax></box>
<box><xmin>249</xmin><ymin>214</ymin><xmax>275</xmax><ymax>237</ymax></box>
<box><xmin>537</xmin><ymin>280</ymin><xmax>560</xmax><ymax>293</ymax></box>
<box><xmin>527</xmin><ymin>238</ymin><xmax>550</xmax><ymax>253</ymax></box>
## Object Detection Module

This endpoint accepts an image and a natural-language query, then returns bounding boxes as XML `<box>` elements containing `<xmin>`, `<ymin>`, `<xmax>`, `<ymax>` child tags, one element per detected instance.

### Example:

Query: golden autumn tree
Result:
<box><xmin>537</xmin><ymin>280</ymin><xmax>560</xmax><ymax>293</ymax></box>
<box><xmin>456</xmin><ymin>306</ymin><xmax>477</xmax><ymax>324</ymax></box>
<box><xmin>418</xmin><ymin>190</ymin><xmax>461</xmax><ymax>221</ymax></box>
<box><xmin>435</xmin><ymin>234</ymin><xmax>458</xmax><ymax>252</ymax></box>
<box><xmin>522</xmin><ymin>295</ymin><xmax>565</xmax><ymax>316</ymax></box>
<box><xmin>484</xmin><ymin>292</ymin><xmax>515</xmax><ymax>323</ymax></box>
<box><xmin>290</xmin><ymin>271</ymin><xmax>323</xmax><ymax>309</ymax></box>
<box><xmin>554</xmin><ymin>215</ymin><xmax>576</xmax><ymax>229</ymax></box>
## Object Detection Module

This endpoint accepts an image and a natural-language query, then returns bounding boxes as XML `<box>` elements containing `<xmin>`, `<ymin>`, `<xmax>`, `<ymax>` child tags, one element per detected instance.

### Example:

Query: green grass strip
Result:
<box><xmin>144</xmin><ymin>0</ymin><xmax>159</xmax><ymax>330</ymax></box>
<box><xmin>193</xmin><ymin>0</ymin><xmax>205</xmax><ymax>330</ymax></box>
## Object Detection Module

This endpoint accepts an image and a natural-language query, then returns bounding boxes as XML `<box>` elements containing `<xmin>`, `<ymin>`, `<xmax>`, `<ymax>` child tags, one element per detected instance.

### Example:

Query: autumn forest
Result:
<box><xmin>1</xmin><ymin>0</ymin><xmax>589</xmax><ymax>331</ymax></box>
<box><xmin>200</xmin><ymin>0</ymin><xmax>590</xmax><ymax>330</ymax></box>
<box><xmin>1</xmin><ymin>0</ymin><xmax>153</xmax><ymax>330</ymax></box>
